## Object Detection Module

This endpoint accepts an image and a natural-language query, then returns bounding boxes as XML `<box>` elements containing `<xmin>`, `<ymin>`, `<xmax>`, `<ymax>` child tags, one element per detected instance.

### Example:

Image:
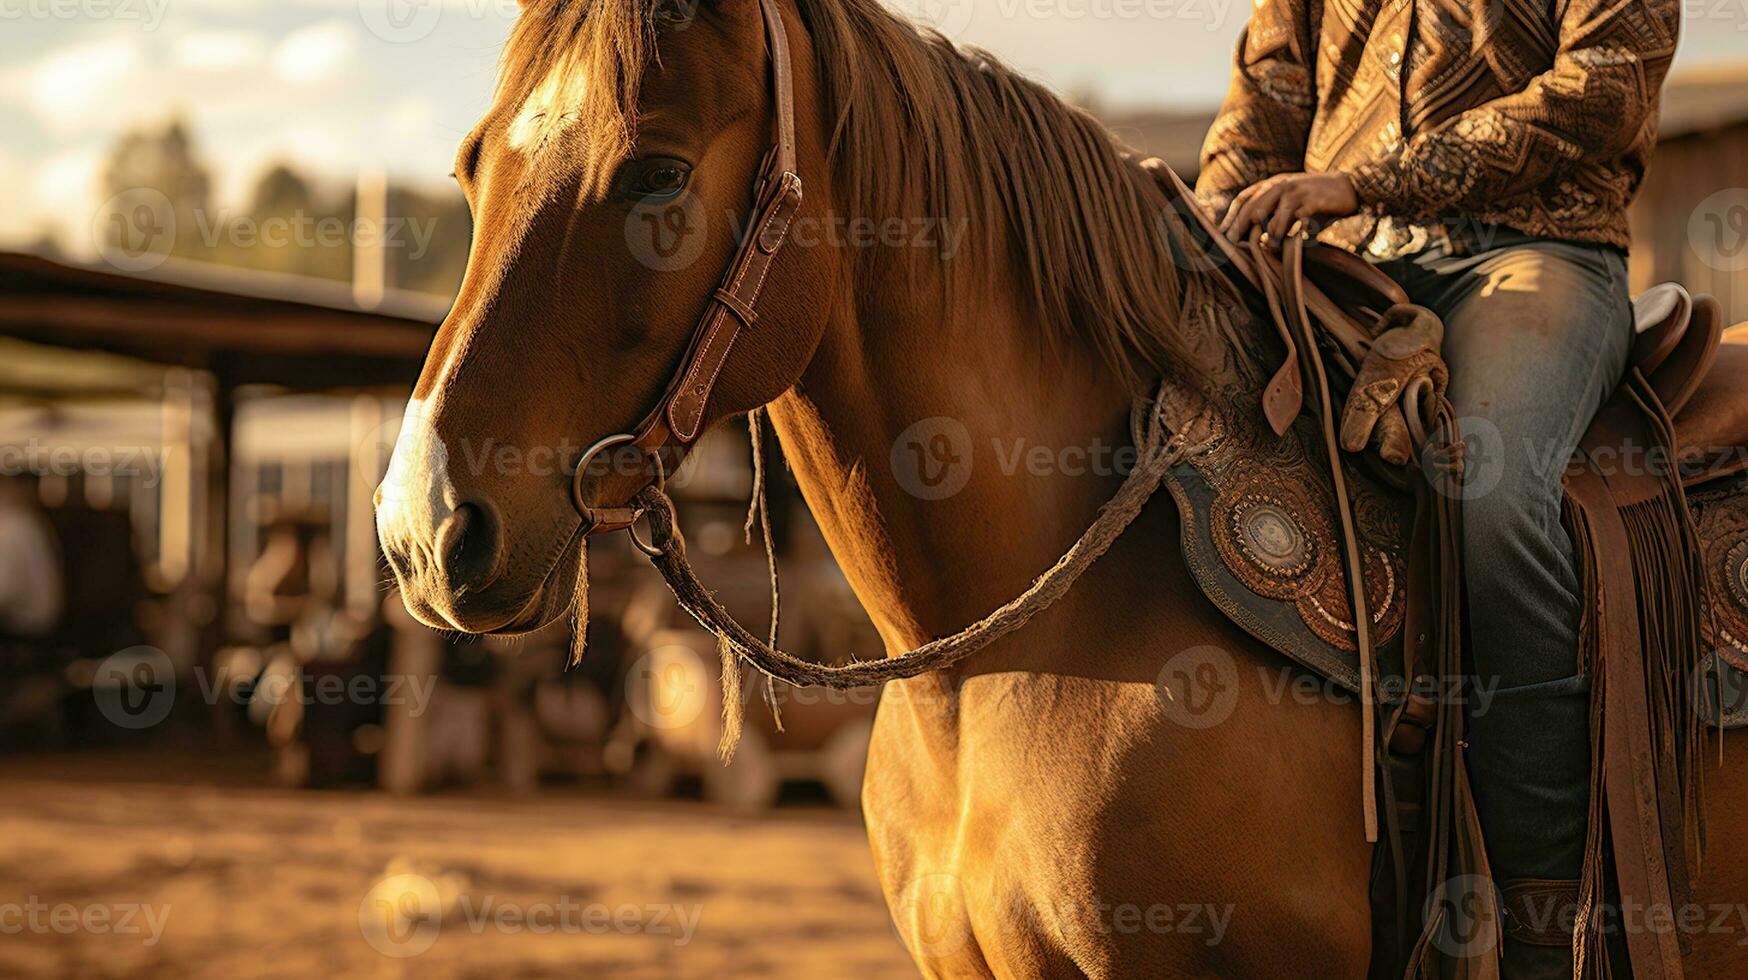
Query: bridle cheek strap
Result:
<box><xmin>663</xmin><ymin>169</ymin><xmax>803</xmax><ymax>444</ymax></box>
<box><xmin>572</xmin><ymin>0</ymin><xmax>802</xmax><ymax>534</ymax></box>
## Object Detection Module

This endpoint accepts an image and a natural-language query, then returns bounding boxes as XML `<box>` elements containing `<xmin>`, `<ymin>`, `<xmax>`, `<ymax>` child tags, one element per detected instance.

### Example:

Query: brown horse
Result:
<box><xmin>374</xmin><ymin>0</ymin><xmax>1748</xmax><ymax>975</ymax></box>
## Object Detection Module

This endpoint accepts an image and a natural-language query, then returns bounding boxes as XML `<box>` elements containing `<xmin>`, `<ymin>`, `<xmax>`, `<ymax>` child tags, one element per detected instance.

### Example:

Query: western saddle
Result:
<box><xmin>1142</xmin><ymin>160</ymin><xmax>1748</xmax><ymax>980</ymax></box>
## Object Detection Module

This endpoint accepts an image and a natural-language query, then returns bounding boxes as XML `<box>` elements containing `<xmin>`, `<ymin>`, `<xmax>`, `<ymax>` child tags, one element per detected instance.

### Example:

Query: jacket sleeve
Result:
<box><xmin>1348</xmin><ymin>0</ymin><xmax>1679</xmax><ymax>216</ymax></box>
<box><xmin>1195</xmin><ymin>0</ymin><xmax>1318</xmax><ymax>214</ymax></box>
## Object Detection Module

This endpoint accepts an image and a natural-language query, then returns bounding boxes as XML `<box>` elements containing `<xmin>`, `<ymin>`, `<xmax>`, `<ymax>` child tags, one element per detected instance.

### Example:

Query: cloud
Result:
<box><xmin>216</xmin><ymin>123</ymin><xmax>355</xmax><ymax>210</ymax></box>
<box><xmin>273</xmin><ymin>19</ymin><xmax>359</xmax><ymax>84</ymax></box>
<box><xmin>27</xmin><ymin>37</ymin><xmax>146</xmax><ymax>136</ymax></box>
<box><xmin>172</xmin><ymin>30</ymin><xmax>270</xmax><ymax>71</ymax></box>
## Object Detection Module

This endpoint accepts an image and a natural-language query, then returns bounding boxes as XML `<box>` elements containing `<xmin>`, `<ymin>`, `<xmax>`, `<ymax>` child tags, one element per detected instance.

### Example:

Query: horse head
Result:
<box><xmin>376</xmin><ymin>0</ymin><xmax>835</xmax><ymax>634</ymax></box>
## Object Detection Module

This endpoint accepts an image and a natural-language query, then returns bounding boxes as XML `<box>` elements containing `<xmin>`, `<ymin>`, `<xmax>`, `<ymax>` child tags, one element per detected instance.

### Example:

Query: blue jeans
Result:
<box><xmin>1374</xmin><ymin>235</ymin><xmax>1635</xmax><ymax>882</ymax></box>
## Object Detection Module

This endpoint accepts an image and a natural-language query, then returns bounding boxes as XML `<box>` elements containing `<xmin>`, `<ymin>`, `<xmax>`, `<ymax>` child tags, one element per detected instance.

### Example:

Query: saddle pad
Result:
<box><xmin>1688</xmin><ymin>475</ymin><xmax>1748</xmax><ymax>729</ymax></box>
<box><xmin>1156</xmin><ymin>376</ymin><xmax>1411</xmax><ymax>693</ymax></box>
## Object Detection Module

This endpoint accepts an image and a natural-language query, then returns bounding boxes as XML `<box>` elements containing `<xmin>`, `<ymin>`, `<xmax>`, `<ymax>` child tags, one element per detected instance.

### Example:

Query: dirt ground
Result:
<box><xmin>0</xmin><ymin>747</ymin><xmax>914</xmax><ymax>979</ymax></box>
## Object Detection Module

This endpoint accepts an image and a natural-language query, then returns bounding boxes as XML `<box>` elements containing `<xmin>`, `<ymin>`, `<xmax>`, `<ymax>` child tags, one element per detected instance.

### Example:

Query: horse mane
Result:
<box><xmin>799</xmin><ymin>0</ymin><xmax>1248</xmax><ymax>391</ymax></box>
<box><xmin>499</xmin><ymin>0</ymin><xmax>1247</xmax><ymax>393</ymax></box>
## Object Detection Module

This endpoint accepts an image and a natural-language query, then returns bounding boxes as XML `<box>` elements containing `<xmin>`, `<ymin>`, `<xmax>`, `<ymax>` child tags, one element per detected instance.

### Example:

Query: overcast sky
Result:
<box><xmin>2</xmin><ymin>0</ymin><xmax>1745</xmax><ymax>254</ymax></box>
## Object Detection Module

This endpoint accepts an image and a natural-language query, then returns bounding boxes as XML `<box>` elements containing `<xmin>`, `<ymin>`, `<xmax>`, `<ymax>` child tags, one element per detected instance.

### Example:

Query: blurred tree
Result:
<box><xmin>26</xmin><ymin>231</ymin><xmax>65</xmax><ymax>263</ymax></box>
<box><xmin>250</xmin><ymin>164</ymin><xmax>313</xmax><ymax>216</ymax></box>
<box><xmin>99</xmin><ymin>117</ymin><xmax>214</xmax><ymax>262</ymax></box>
<box><xmin>226</xmin><ymin>163</ymin><xmax>352</xmax><ymax>282</ymax></box>
<box><xmin>96</xmin><ymin>119</ymin><xmax>469</xmax><ymax>301</ymax></box>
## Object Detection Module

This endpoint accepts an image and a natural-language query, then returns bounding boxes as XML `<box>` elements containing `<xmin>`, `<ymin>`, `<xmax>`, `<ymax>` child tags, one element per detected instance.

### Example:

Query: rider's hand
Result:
<box><xmin>1221</xmin><ymin>172</ymin><xmax>1361</xmax><ymax>246</ymax></box>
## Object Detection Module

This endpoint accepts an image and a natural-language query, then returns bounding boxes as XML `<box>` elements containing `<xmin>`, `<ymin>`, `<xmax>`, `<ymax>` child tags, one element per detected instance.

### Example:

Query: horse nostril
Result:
<box><xmin>435</xmin><ymin>501</ymin><xmax>505</xmax><ymax>595</ymax></box>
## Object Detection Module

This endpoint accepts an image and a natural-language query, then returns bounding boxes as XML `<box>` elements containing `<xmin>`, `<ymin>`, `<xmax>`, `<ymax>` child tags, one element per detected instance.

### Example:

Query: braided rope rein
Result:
<box><xmin>632</xmin><ymin>384</ymin><xmax>1191</xmax><ymax>697</ymax></box>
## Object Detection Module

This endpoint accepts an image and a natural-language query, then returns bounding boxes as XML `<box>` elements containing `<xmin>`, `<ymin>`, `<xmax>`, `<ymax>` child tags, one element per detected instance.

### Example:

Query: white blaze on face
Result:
<box><xmin>507</xmin><ymin>62</ymin><xmax>589</xmax><ymax>151</ymax></box>
<box><xmin>377</xmin><ymin>396</ymin><xmax>454</xmax><ymax>542</ymax></box>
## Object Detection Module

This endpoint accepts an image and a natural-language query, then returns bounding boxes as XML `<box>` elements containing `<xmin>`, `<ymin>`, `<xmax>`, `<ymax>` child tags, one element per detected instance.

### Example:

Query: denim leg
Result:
<box><xmin>1393</xmin><ymin>240</ymin><xmax>1635</xmax><ymax>881</ymax></box>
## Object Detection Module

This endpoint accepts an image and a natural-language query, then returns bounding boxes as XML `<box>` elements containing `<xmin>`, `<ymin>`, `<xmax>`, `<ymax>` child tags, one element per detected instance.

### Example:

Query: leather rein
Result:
<box><xmin>569</xmin><ymin>0</ymin><xmax>804</xmax><ymax>539</ymax></box>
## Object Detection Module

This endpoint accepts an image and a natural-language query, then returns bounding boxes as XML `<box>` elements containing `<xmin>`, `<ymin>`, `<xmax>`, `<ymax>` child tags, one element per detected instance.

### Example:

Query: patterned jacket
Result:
<box><xmin>1196</xmin><ymin>0</ymin><xmax>1680</xmax><ymax>256</ymax></box>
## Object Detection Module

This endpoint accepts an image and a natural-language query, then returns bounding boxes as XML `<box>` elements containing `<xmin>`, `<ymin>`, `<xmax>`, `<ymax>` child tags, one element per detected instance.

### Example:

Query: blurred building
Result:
<box><xmin>1626</xmin><ymin>66</ymin><xmax>1748</xmax><ymax>321</ymax></box>
<box><xmin>0</xmin><ymin>252</ymin><xmax>444</xmax><ymax>761</ymax></box>
<box><xmin>0</xmin><ymin>249</ymin><xmax>881</xmax><ymax>805</ymax></box>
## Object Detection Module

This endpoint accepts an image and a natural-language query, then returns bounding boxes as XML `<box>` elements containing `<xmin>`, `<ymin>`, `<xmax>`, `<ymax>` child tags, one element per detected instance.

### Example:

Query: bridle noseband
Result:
<box><xmin>571</xmin><ymin>0</ymin><xmax>803</xmax><ymax>539</ymax></box>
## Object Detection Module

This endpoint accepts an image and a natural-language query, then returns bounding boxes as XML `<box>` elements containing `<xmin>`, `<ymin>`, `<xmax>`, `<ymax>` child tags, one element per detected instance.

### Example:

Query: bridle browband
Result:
<box><xmin>571</xmin><ymin>0</ymin><xmax>804</xmax><ymax>538</ymax></box>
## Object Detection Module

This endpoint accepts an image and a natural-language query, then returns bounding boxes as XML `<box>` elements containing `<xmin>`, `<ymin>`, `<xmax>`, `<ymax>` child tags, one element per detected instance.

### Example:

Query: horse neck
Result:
<box><xmin>766</xmin><ymin>254</ymin><xmax>1135</xmax><ymax>652</ymax></box>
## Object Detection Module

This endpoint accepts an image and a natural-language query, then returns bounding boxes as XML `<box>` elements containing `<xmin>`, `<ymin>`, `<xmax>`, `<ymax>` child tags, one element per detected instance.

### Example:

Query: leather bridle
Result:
<box><xmin>570</xmin><ymin>0</ymin><xmax>804</xmax><ymax>538</ymax></box>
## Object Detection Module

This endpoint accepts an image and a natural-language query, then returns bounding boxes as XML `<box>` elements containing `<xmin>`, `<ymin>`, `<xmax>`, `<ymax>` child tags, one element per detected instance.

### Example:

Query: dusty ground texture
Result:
<box><xmin>0</xmin><ymin>748</ymin><xmax>914</xmax><ymax>979</ymax></box>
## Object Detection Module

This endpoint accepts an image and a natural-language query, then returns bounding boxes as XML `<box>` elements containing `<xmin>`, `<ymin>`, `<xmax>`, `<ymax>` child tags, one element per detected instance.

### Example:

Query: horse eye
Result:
<box><xmin>621</xmin><ymin>158</ymin><xmax>690</xmax><ymax>201</ymax></box>
<box><xmin>653</xmin><ymin>2</ymin><xmax>691</xmax><ymax>26</ymax></box>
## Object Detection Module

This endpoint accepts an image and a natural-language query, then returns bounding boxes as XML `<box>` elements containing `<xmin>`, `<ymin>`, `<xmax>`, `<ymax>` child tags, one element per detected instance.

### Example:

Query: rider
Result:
<box><xmin>1196</xmin><ymin>0</ymin><xmax>1679</xmax><ymax>974</ymax></box>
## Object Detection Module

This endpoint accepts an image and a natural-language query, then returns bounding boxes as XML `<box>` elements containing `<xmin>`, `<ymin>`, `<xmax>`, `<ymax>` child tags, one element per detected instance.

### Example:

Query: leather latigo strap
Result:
<box><xmin>574</xmin><ymin>0</ymin><xmax>803</xmax><ymax>533</ymax></box>
<box><xmin>1566</xmin><ymin>462</ymin><xmax>1687</xmax><ymax>979</ymax></box>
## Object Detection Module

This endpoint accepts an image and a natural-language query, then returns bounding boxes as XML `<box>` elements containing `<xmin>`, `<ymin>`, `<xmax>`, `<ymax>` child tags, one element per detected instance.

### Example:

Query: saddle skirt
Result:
<box><xmin>1155</xmin><ymin>374</ymin><xmax>1411</xmax><ymax>693</ymax></box>
<box><xmin>1691</xmin><ymin>476</ymin><xmax>1748</xmax><ymax>728</ymax></box>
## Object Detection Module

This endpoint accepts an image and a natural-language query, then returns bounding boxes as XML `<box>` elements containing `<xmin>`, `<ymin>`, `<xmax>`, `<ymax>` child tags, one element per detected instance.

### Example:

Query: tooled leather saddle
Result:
<box><xmin>1140</xmin><ymin>160</ymin><xmax>1748</xmax><ymax>979</ymax></box>
<box><xmin>1159</xmin><ymin>246</ymin><xmax>1748</xmax><ymax>728</ymax></box>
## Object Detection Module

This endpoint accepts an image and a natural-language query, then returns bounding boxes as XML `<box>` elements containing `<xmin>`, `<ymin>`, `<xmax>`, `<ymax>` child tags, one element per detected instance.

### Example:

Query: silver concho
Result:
<box><xmin>1728</xmin><ymin>539</ymin><xmax>1748</xmax><ymax>609</ymax></box>
<box><xmin>1236</xmin><ymin>500</ymin><xmax>1312</xmax><ymax>577</ymax></box>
